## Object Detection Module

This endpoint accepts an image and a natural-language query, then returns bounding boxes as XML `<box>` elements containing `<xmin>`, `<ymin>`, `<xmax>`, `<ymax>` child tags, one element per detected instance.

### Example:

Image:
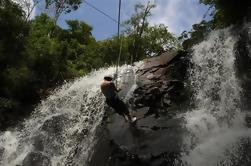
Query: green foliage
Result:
<box><xmin>124</xmin><ymin>2</ymin><xmax>177</xmax><ymax>62</ymax></box>
<box><xmin>0</xmin><ymin>0</ymin><xmax>179</xmax><ymax>129</ymax></box>
<box><xmin>179</xmin><ymin>0</ymin><xmax>251</xmax><ymax>50</ymax></box>
<box><xmin>124</xmin><ymin>2</ymin><xmax>155</xmax><ymax>35</ymax></box>
<box><xmin>179</xmin><ymin>20</ymin><xmax>213</xmax><ymax>50</ymax></box>
<box><xmin>0</xmin><ymin>0</ymin><xmax>29</xmax><ymax>69</ymax></box>
<box><xmin>66</xmin><ymin>20</ymin><xmax>94</xmax><ymax>45</ymax></box>
<box><xmin>124</xmin><ymin>2</ymin><xmax>155</xmax><ymax>61</ymax></box>
<box><xmin>200</xmin><ymin>0</ymin><xmax>251</xmax><ymax>27</ymax></box>
<box><xmin>12</xmin><ymin>0</ymin><xmax>40</xmax><ymax>20</ymax></box>
<box><xmin>143</xmin><ymin>24</ymin><xmax>177</xmax><ymax>56</ymax></box>
<box><xmin>26</xmin><ymin>14</ymin><xmax>66</xmax><ymax>86</ymax></box>
<box><xmin>0</xmin><ymin>1</ymin><xmax>97</xmax><ymax>126</ymax></box>
<box><xmin>45</xmin><ymin>0</ymin><xmax>82</xmax><ymax>22</ymax></box>
<box><xmin>26</xmin><ymin>14</ymin><xmax>96</xmax><ymax>84</ymax></box>
<box><xmin>0</xmin><ymin>0</ymin><xmax>30</xmax><ymax>100</ymax></box>
<box><xmin>98</xmin><ymin>36</ymin><xmax>131</xmax><ymax>66</ymax></box>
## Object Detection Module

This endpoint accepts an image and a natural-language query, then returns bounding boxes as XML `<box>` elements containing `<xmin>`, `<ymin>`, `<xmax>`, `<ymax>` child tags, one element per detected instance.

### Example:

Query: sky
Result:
<box><xmin>33</xmin><ymin>0</ymin><xmax>210</xmax><ymax>40</ymax></box>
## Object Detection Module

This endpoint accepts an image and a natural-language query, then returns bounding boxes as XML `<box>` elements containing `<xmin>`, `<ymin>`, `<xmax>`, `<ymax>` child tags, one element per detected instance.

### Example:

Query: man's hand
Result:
<box><xmin>110</xmin><ymin>82</ymin><xmax>121</xmax><ymax>92</ymax></box>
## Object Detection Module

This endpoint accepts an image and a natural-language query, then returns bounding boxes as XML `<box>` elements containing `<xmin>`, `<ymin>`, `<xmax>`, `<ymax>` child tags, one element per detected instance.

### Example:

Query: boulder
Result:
<box><xmin>23</xmin><ymin>152</ymin><xmax>51</xmax><ymax>166</ymax></box>
<box><xmin>132</xmin><ymin>50</ymin><xmax>188</xmax><ymax>116</ymax></box>
<box><xmin>89</xmin><ymin>50</ymin><xmax>189</xmax><ymax>166</ymax></box>
<box><xmin>0</xmin><ymin>147</ymin><xmax>4</xmax><ymax>160</ymax></box>
<box><xmin>235</xmin><ymin>23</ymin><xmax>251</xmax><ymax>109</ymax></box>
<box><xmin>41</xmin><ymin>114</ymin><xmax>69</xmax><ymax>135</ymax></box>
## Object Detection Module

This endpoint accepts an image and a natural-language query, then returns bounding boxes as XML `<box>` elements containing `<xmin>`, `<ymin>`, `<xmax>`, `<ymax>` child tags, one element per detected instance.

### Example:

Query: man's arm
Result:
<box><xmin>110</xmin><ymin>82</ymin><xmax>121</xmax><ymax>92</ymax></box>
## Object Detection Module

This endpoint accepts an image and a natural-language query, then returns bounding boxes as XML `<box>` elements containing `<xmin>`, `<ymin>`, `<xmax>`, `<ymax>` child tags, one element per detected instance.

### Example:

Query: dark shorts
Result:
<box><xmin>106</xmin><ymin>96</ymin><xmax>129</xmax><ymax>115</ymax></box>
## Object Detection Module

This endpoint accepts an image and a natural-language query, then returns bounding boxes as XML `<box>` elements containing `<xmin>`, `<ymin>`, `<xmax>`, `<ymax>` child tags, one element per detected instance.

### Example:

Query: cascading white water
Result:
<box><xmin>1</xmin><ymin>27</ymin><xmax>250</xmax><ymax>166</ymax></box>
<box><xmin>0</xmin><ymin>64</ymin><xmax>139</xmax><ymax>166</ymax></box>
<box><xmin>182</xmin><ymin>28</ymin><xmax>251</xmax><ymax>166</ymax></box>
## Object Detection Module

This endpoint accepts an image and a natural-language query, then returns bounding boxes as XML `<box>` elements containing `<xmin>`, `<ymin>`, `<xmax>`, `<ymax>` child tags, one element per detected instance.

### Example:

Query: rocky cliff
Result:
<box><xmin>235</xmin><ymin>22</ymin><xmax>251</xmax><ymax>127</ymax></box>
<box><xmin>89</xmin><ymin>50</ymin><xmax>189</xmax><ymax>166</ymax></box>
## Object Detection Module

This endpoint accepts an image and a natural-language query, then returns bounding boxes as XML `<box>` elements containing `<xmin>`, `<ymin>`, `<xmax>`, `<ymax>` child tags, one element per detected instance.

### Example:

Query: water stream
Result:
<box><xmin>0</xmin><ymin>65</ymin><xmax>138</xmax><ymax>166</ymax></box>
<box><xmin>0</xmin><ymin>27</ymin><xmax>251</xmax><ymax>166</ymax></box>
<box><xmin>181</xmin><ymin>28</ymin><xmax>251</xmax><ymax>166</ymax></box>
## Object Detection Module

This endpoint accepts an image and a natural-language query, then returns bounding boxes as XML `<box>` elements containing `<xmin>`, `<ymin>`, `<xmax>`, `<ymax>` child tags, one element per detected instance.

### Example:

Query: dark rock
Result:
<box><xmin>40</xmin><ymin>114</ymin><xmax>69</xmax><ymax>135</ymax></box>
<box><xmin>235</xmin><ymin>23</ymin><xmax>251</xmax><ymax>109</ymax></box>
<box><xmin>89</xmin><ymin>115</ymin><xmax>186</xmax><ymax>166</ymax></box>
<box><xmin>23</xmin><ymin>152</ymin><xmax>51</xmax><ymax>166</ymax></box>
<box><xmin>162</xmin><ymin>94</ymin><xmax>171</xmax><ymax>107</ymax></box>
<box><xmin>0</xmin><ymin>147</ymin><xmax>4</xmax><ymax>160</ymax></box>
<box><xmin>245</xmin><ymin>114</ymin><xmax>251</xmax><ymax>128</ymax></box>
<box><xmin>89</xmin><ymin>50</ymin><xmax>189</xmax><ymax>166</ymax></box>
<box><xmin>35</xmin><ymin>114</ymin><xmax>71</xmax><ymax>156</ymax></box>
<box><xmin>32</xmin><ymin>134</ymin><xmax>45</xmax><ymax>152</ymax></box>
<box><xmin>222</xmin><ymin>138</ymin><xmax>251</xmax><ymax>166</ymax></box>
<box><xmin>132</xmin><ymin>50</ymin><xmax>189</xmax><ymax>112</ymax></box>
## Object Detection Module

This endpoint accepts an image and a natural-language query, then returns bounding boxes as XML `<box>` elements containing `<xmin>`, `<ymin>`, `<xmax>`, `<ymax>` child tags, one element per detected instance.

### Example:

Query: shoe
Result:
<box><xmin>131</xmin><ymin>117</ymin><xmax>137</xmax><ymax>123</ymax></box>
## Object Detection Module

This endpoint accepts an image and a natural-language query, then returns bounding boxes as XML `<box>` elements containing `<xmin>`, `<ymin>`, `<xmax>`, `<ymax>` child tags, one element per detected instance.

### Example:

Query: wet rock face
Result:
<box><xmin>41</xmin><ymin>114</ymin><xmax>69</xmax><ymax>135</ymax></box>
<box><xmin>235</xmin><ymin>23</ymin><xmax>251</xmax><ymax>109</ymax></box>
<box><xmin>131</xmin><ymin>50</ymin><xmax>189</xmax><ymax>116</ymax></box>
<box><xmin>89</xmin><ymin>51</ymin><xmax>189</xmax><ymax>166</ymax></box>
<box><xmin>23</xmin><ymin>152</ymin><xmax>51</xmax><ymax>166</ymax></box>
<box><xmin>90</xmin><ymin>114</ymin><xmax>186</xmax><ymax>166</ymax></box>
<box><xmin>0</xmin><ymin>147</ymin><xmax>4</xmax><ymax>160</ymax></box>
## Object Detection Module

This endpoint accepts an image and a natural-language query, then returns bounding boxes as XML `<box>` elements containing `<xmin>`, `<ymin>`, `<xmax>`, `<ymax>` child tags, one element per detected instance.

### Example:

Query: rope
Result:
<box><xmin>115</xmin><ymin>0</ymin><xmax>122</xmax><ymax>86</ymax></box>
<box><xmin>82</xmin><ymin>0</ymin><xmax>124</xmax><ymax>86</ymax></box>
<box><xmin>83</xmin><ymin>0</ymin><xmax>119</xmax><ymax>24</ymax></box>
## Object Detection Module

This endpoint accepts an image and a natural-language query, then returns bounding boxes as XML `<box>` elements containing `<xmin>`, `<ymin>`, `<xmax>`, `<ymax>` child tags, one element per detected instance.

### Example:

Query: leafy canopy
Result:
<box><xmin>45</xmin><ymin>0</ymin><xmax>82</xmax><ymax>22</ymax></box>
<box><xmin>123</xmin><ymin>2</ymin><xmax>177</xmax><ymax>61</ymax></box>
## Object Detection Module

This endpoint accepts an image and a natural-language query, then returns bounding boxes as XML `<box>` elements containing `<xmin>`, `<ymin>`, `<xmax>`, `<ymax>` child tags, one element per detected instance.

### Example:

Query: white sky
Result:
<box><xmin>12</xmin><ymin>0</ymin><xmax>36</xmax><ymax>19</ymax></box>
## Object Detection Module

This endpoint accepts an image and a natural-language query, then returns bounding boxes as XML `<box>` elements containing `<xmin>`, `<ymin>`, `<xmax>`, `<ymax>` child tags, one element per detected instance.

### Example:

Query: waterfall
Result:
<box><xmin>182</xmin><ymin>28</ymin><xmax>251</xmax><ymax>166</ymax></box>
<box><xmin>0</xmin><ymin>64</ymin><xmax>138</xmax><ymax>166</ymax></box>
<box><xmin>1</xmin><ymin>27</ymin><xmax>251</xmax><ymax>166</ymax></box>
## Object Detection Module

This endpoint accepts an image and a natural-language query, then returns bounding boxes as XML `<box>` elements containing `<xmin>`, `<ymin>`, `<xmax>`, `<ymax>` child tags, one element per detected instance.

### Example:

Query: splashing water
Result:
<box><xmin>1</xmin><ymin>27</ymin><xmax>250</xmax><ymax>166</ymax></box>
<box><xmin>182</xmin><ymin>28</ymin><xmax>251</xmax><ymax>166</ymax></box>
<box><xmin>0</xmin><ymin>64</ymin><xmax>139</xmax><ymax>166</ymax></box>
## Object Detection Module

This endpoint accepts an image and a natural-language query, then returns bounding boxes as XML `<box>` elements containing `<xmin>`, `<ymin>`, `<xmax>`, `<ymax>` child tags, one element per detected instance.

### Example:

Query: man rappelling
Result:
<box><xmin>101</xmin><ymin>75</ymin><xmax>136</xmax><ymax>123</ymax></box>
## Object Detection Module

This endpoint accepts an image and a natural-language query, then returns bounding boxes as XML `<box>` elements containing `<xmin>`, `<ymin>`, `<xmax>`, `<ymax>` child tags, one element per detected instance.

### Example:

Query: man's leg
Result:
<box><xmin>115</xmin><ymin>98</ymin><xmax>136</xmax><ymax>122</ymax></box>
<box><xmin>122</xmin><ymin>114</ymin><xmax>129</xmax><ymax>122</ymax></box>
<box><xmin>107</xmin><ymin>97</ymin><xmax>135</xmax><ymax>122</ymax></box>
<box><xmin>123</xmin><ymin>111</ymin><xmax>132</xmax><ymax>121</ymax></box>
<box><xmin>106</xmin><ymin>98</ymin><xmax>127</xmax><ymax>121</ymax></box>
